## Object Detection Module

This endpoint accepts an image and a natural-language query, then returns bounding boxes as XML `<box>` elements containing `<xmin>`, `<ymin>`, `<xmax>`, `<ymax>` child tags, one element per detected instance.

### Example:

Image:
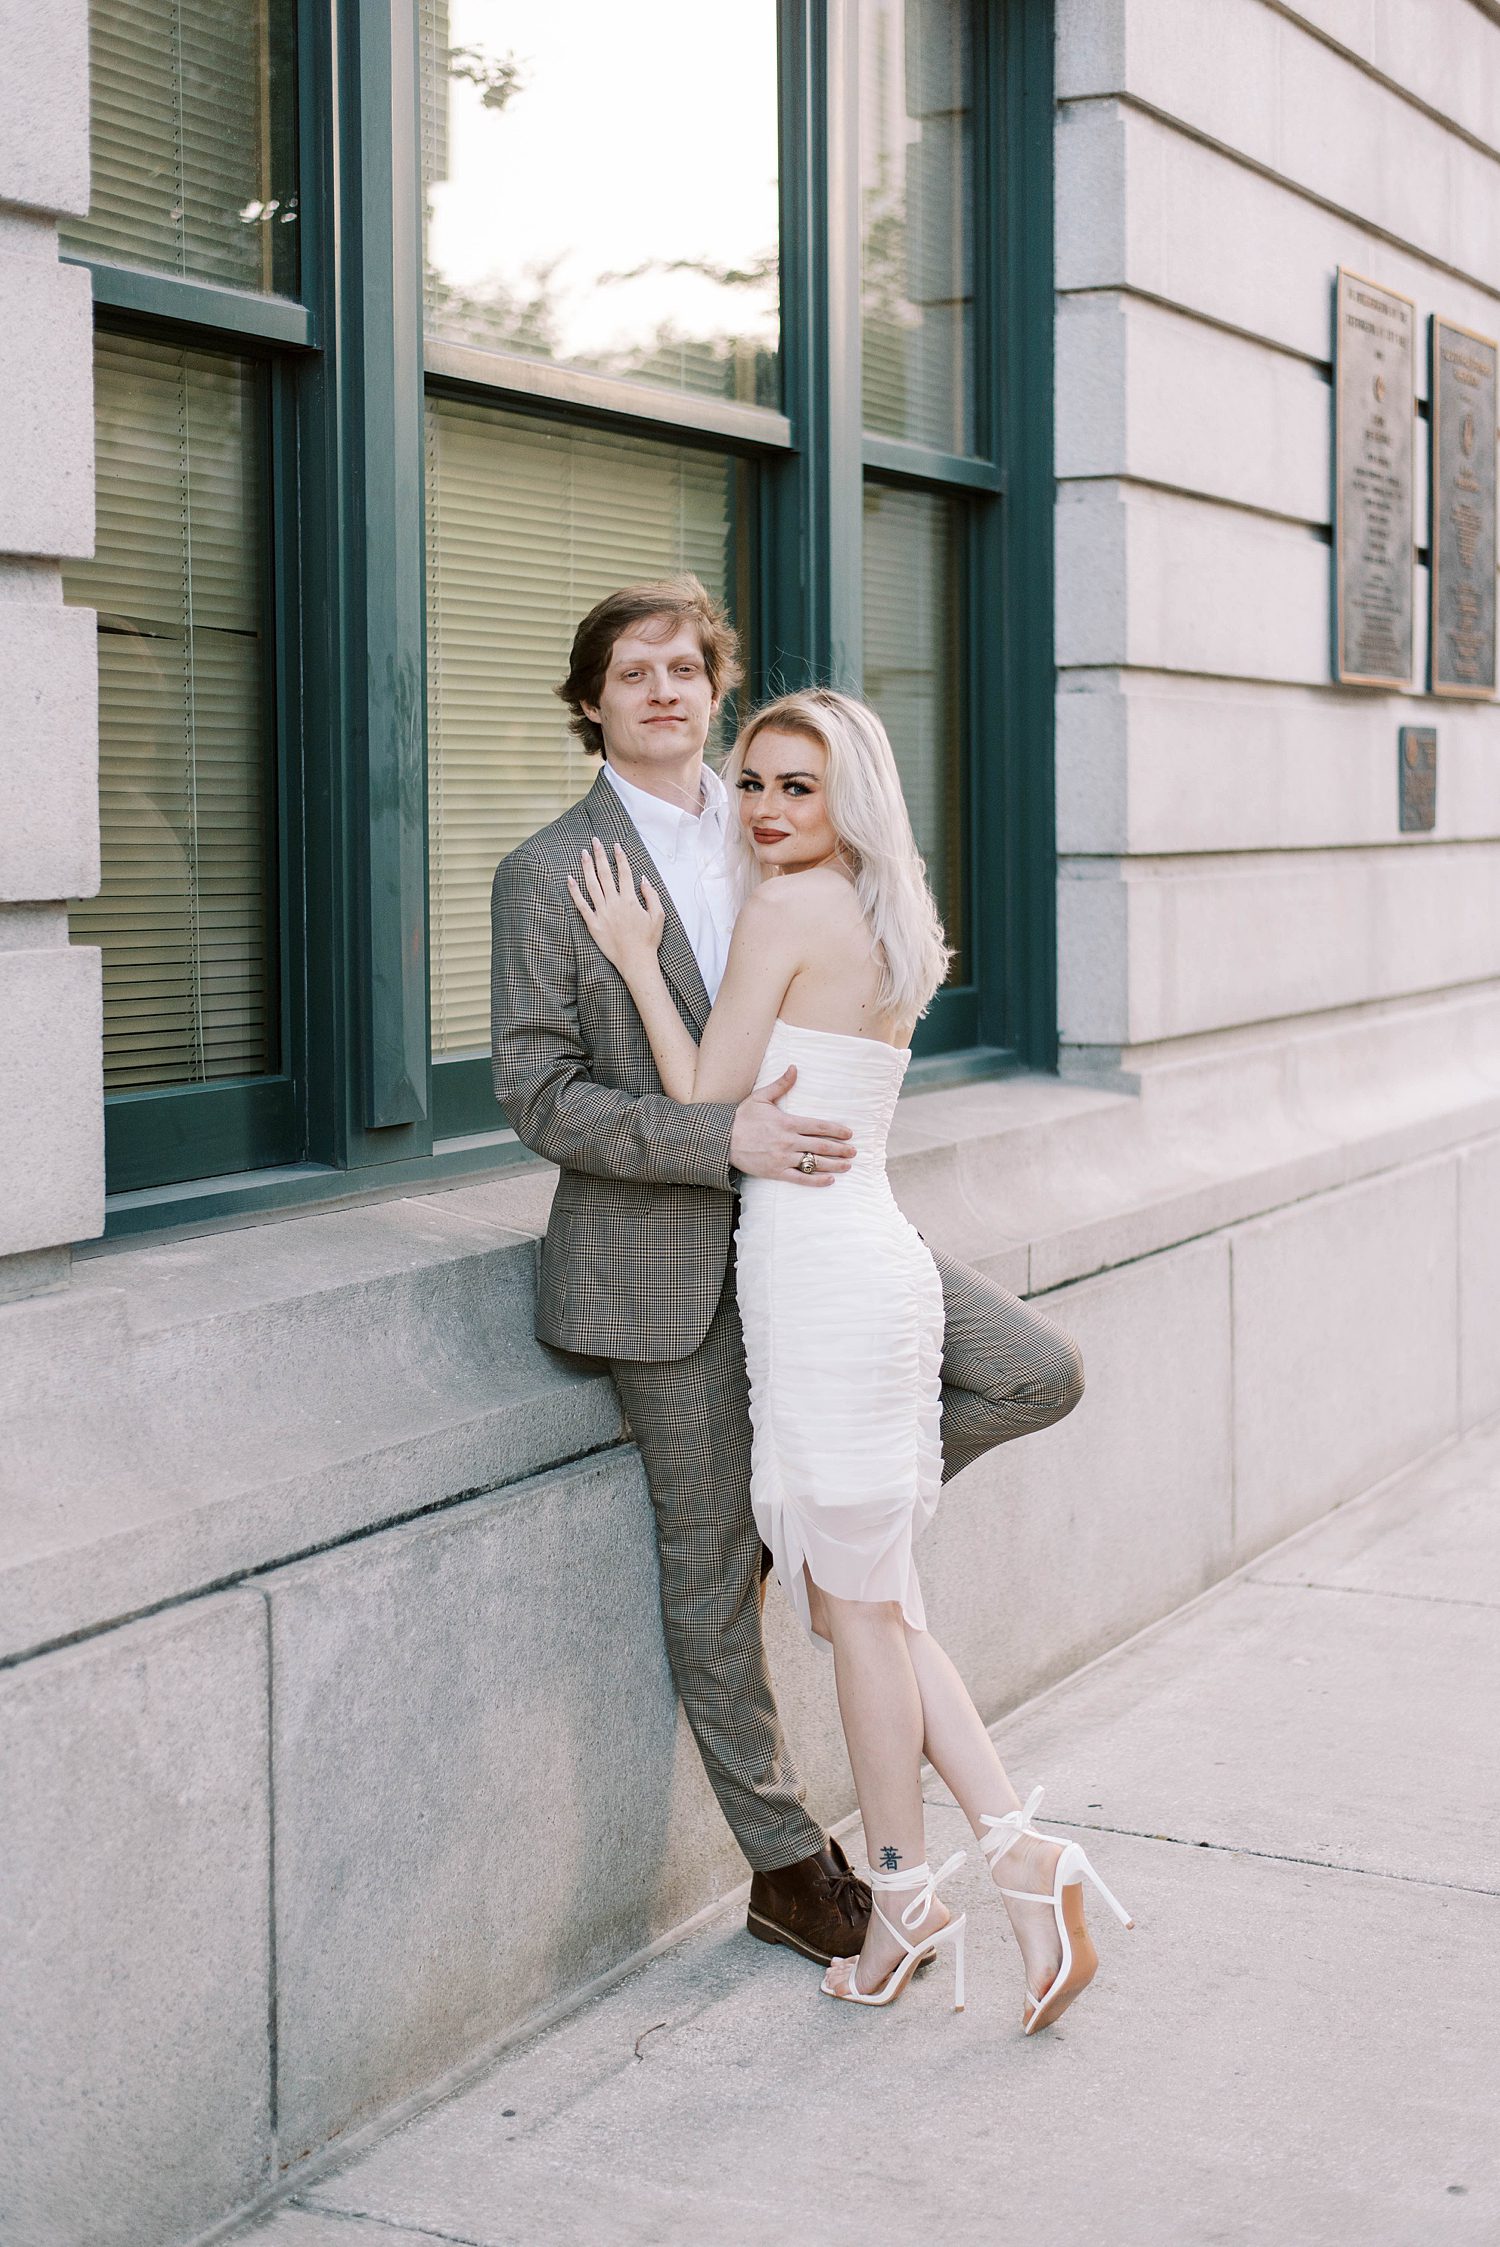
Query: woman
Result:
<box><xmin>569</xmin><ymin>688</ymin><xmax>1131</xmax><ymax>2027</ymax></box>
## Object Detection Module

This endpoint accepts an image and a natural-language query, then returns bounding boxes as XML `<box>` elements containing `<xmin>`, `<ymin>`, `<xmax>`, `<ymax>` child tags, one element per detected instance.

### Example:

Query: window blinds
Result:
<box><xmin>863</xmin><ymin>481</ymin><xmax>965</xmax><ymax>975</ymax></box>
<box><xmin>425</xmin><ymin>397</ymin><xmax>737</xmax><ymax>1055</ymax></box>
<box><xmin>61</xmin><ymin>0</ymin><xmax>292</xmax><ymax>293</ymax></box>
<box><xmin>66</xmin><ymin>332</ymin><xmax>274</xmax><ymax>1093</ymax></box>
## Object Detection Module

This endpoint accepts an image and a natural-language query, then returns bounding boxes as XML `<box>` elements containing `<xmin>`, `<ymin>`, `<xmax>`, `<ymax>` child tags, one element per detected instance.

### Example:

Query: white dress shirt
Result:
<box><xmin>602</xmin><ymin>759</ymin><xmax>738</xmax><ymax>1000</ymax></box>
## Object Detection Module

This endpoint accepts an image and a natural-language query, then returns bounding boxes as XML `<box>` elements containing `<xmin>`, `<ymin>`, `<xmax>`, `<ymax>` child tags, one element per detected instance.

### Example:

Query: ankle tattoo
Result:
<box><xmin>878</xmin><ymin>1845</ymin><xmax>902</xmax><ymax>1871</ymax></box>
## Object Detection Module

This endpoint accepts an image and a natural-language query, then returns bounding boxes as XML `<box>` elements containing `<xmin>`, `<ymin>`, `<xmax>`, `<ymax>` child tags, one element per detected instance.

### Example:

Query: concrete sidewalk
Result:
<box><xmin>245</xmin><ymin>1419</ymin><xmax>1500</xmax><ymax>2247</ymax></box>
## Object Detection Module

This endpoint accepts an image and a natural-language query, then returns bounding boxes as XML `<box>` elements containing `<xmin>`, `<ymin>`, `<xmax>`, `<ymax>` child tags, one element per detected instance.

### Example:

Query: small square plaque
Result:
<box><xmin>1399</xmin><ymin>726</ymin><xmax>1437</xmax><ymax>832</ymax></box>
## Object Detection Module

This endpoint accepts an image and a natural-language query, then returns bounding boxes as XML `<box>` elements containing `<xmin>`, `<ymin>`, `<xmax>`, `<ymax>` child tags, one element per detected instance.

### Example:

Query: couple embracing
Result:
<box><xmin>491</xmin><ymin>577</ymin><xmax>1131</xmax><ymax>2026</ymax></box>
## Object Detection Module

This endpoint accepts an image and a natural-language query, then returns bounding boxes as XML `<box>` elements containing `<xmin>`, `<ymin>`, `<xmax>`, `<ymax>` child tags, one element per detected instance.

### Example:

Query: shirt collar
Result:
<box><xmin>602</xmin><ymin>759</ymin><xmax>728</xmax><ymax>859</ymax></box>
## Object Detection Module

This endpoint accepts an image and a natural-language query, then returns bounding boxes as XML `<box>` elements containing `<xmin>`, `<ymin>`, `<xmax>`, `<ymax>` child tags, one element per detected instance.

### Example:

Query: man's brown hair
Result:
<box><xmin>555</xmin><ymin>576</ymin><xmax>743</xmax><ymax>756</ymax></box>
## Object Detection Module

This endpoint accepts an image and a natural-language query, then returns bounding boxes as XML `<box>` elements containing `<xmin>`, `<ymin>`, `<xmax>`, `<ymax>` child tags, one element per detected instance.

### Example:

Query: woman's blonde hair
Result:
<box><xmin>722</xmin><ymin>688</ymin><xmax>952</xmax><ymax>1021</ymax></box>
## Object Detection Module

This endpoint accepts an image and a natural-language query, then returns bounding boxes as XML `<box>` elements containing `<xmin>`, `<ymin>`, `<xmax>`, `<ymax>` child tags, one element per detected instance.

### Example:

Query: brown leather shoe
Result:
<box><xmin>746</xmin><ymin>1836</ymin><xmax>872</xmax><ymax>1965</ymax></box>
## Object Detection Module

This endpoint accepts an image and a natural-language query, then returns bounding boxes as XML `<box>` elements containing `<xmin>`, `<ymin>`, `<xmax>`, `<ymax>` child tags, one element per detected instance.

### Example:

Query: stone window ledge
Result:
<box><xmin>4</xmin><ymin>1009</ymin><xmax>1497</xmax><ymax>1668</ymax></box>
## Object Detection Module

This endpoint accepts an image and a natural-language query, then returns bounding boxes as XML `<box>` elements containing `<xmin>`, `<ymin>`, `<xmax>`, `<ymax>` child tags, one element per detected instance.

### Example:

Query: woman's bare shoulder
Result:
<box><xmin>741</xmin><ymin>867</ymin><xmax>859</xmax><ymax>924</ymax></box>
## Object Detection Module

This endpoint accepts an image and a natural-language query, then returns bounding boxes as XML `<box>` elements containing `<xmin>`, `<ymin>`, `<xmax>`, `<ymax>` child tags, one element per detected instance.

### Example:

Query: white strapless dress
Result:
<box><xmin>735</xmin><ymin>1019</ymin><xmax>945</xmax><ymax>1643</ymax></box>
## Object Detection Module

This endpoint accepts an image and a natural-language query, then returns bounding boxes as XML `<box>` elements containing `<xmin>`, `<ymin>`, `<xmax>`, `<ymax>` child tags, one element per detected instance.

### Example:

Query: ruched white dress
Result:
<box><xmin>735</xmin><ymin>1018</ymin><xmax>945</xmax><ymax>1643</ymax></box>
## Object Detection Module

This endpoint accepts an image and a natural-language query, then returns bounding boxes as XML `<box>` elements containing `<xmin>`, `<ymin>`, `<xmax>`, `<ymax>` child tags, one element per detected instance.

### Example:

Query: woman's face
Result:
<box><xmin>735</xmin><ymin>730</ymin><xmax>841</xmax><ymax>874</ymax></box>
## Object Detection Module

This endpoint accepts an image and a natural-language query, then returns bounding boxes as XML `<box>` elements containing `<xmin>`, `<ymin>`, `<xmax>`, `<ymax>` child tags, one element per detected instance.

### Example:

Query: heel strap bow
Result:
<box><xmin>978</xmin><ymin>1784</ymin><xmax>1046</xmax><ymax>1868</ymax></box>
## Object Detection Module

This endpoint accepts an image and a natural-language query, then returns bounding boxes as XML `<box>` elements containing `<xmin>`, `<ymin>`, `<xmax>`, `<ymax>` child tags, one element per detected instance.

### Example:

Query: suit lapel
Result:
<box><xmin>584</xmin><ymin>769</ymin><xmax>713</xmax><ymax>1035</ymax></box>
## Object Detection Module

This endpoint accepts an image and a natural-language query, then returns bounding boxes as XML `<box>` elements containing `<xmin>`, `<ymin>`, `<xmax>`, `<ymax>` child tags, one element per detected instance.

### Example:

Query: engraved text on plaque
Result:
<box><xmin>1334</xmin><ymin>270</ymin><xmax>1415</xmax><ymax>686</ymax></box>
<box><xmin>1431</xmin><ymin>318</ymin><xmax>1497</xmax><ymax>698</ymax></box>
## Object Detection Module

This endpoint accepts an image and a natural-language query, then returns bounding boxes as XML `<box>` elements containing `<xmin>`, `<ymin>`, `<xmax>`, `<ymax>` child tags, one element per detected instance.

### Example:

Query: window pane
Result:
<box><xmin>65</xmin><ymin>334</ymin><xmax>276</xmax><ymax>1092</ymax></box>
<box><xmin>426</xmin><ymin>398</ymin><xmax>745</xmax><ymax>1054</ymax></box>
<box><xmin>61</xmin><ymin>0</ymin><xmax>298</xmax><ymax>294</ymax></box>
<box><xmin>863</xmin><ymin>483</ymin><xmax>966</xmax><ymax>978</ymax></box>
<box><xmin>860</xmin><ymin>0</ymin><xmax>974</xmax><ymax>453</ymax></box>
<box><xmin>420</xmin><ymin>1</ymin><xmax>779</xmax><ymax>409</ymax></box>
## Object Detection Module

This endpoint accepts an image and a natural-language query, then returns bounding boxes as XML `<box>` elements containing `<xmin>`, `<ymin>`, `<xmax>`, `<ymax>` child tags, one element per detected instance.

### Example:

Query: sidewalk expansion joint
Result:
<box><xmin>1053</xmin><ymin>1818</ymin><xmax>1500</xmax><ymax>1899</ymax></box>
<box><xmin>1249</xmin><ymin>1574</ymin><xmax>1500</xmax><ymax>1612</ymax></box>
<box><xmin>292</xmin><ymin>2201</ymin><xmax>488</xmax><ymax>2247</ymax></box>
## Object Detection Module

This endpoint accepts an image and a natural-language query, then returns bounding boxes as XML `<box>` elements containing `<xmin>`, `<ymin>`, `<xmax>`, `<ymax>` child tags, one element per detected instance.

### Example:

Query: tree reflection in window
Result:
<box><xmin>419</xmin><ymin>0</ymin><xmax>781</xmax><ymax>409</ymax></box>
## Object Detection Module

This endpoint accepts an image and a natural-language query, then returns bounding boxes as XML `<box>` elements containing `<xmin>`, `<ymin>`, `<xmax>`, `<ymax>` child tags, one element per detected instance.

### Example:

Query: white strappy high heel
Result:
<box><xmin>820</xmin><ymin>1851</ymin><xmax>968</xmax><ymax>2011</ymax></box>
<box><xmin>980</xmin><ymin>1786</ymin><xmax>1133</xmax><ymax>2034</ymax></box>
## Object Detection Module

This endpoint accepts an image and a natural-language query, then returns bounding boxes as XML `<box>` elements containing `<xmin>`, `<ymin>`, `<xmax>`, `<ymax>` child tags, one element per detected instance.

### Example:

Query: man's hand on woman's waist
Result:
<box><xmin>729</xmin><ymin>1065</ymin><xmax>856</xmax><ymax>1188</ymax></box>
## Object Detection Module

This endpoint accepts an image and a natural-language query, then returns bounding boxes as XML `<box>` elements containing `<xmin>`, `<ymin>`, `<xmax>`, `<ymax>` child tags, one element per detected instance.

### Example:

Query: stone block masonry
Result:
<box><xmin>1053</xmin><ymin>0</ymin><xmax>1500</xmax><ymax>1082</ymax></box>
<box><xmin>263</xmin><ymin>1452</ymin><xmax>714</xmax><ymax>2157</ymax></box>
<box><xmin>0</xmin><ymin>0</ymin><xmax>101</xmax><ymax>1286</ymax></box>
<box><xmin>0</xmin><ymin>940</ymin><xmax>103</xmax><ymax>1255</ymax></box>
<box><xmin>0</xmin><ymin>1596</ymin><xmax>272</xmax><ymax>2247</ymax></box>
<box><xmin>3</xmin><ymin>1079</ymin><xmax>1497</xmax><ymax>2241</ymax></box>
<box><xmin>247</xmin><ymin>1420</ymin><xmax>1500</xmax><ymax>2247</ymax></box>
<box><xmin>0</xmin><ymin>230</ymin><xmax>93</xmax><ymax>560</ymax></box>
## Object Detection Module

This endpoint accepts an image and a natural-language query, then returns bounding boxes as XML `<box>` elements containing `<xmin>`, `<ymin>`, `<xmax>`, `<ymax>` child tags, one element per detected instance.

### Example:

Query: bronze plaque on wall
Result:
<box><xmin>1430</xmin><ymin>318</ymin><xmax>1498</xmax><ymax>697</ymax></box>
<box><xmin>1399</xmin><ymin>726</ymin><xmax>1437</xmax><ymax>831</ymax></box>
<box><xmin>1334</xmin><ymin>269</ymin><xmax>1415</xmax><ymax>686</ymax></box>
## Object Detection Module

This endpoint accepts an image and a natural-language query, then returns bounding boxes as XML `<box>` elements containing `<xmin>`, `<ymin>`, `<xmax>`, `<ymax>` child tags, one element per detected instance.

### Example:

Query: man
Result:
<box><xmin>491</xmin><ymin>576</ymin><xmax>1084</xmax><ymax>1965</ymax></box>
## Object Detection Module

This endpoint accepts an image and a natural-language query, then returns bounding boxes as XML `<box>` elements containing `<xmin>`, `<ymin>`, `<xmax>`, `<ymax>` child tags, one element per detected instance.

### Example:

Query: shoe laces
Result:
<box><xmin>826</xmin><ymin>1860</ymin><xmax>871</xmax><ymax>1917</ymax></box>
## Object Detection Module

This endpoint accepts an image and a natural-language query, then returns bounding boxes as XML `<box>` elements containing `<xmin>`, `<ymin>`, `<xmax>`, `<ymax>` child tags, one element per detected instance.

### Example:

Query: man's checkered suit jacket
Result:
<box><xmin>490</xmin><ymin>766</ymin><xmax>741</xmax><ymax>1362</ymax></box>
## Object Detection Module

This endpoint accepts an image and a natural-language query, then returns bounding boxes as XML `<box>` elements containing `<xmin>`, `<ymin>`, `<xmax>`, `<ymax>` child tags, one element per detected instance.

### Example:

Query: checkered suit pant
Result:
<box><xmin>607</xmin><ymin>1249</ymin><xmax>1084</xmax><ymax>1871</ymax></box>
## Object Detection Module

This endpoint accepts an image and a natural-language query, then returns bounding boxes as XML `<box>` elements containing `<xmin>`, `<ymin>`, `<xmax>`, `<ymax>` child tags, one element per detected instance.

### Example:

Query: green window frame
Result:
<box><xmin>68</xmin><ymin>0</ymin><xmax>436</xmax><ymax>1214</ymax></box>
<box><xmin>77</xmin><ymin>0</ymin><xmax>1055</xmax><ymax>1237</ymax></box>
<box><xmin>63</xmin><ymin>0</ymin><xmax>312</xmax><ymax>1192</ymax></box>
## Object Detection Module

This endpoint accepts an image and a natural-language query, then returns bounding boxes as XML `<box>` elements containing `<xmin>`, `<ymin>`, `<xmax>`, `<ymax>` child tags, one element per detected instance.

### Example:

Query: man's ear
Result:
<box><xmin>581</xmin><ymin>700</ymin><xmax>602</xmax><ymax>725</ymax></box>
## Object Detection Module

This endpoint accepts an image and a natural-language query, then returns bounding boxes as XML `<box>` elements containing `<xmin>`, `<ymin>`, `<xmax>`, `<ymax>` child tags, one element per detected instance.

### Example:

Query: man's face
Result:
<box><xmin>582</xmin><ymin>620</ymin><xmax>719</xmax><ymax>769</ymax></box>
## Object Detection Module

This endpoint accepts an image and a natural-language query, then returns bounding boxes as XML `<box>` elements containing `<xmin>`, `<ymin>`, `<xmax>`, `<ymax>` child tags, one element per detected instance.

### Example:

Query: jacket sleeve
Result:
<box><xmin>490</xmin><ymin>845</ymin><xmax>737</xmax><ymax>1189</ymax></box>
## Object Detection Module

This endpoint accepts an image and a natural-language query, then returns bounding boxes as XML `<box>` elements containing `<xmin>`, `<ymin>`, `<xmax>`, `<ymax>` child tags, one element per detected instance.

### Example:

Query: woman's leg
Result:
<box><xmin>818</xmin><ymin>1587</ymin><xmax>941</xmax><ymax>1992</ymax></box>
<box><xmin>902</xmin><ymin>1625</ymin><xmax>1064</xmax><ymax>2001</ymax></box>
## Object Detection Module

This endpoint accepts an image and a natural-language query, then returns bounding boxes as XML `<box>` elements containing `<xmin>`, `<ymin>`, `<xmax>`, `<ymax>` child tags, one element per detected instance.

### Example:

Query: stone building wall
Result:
<box><xmin>0</xmin><ymin>0</ymin><xmax>101</xmax><ymax>1300</ymax></box>
<box><xmin>1055</xmin><ymin>0</ymin><xmax>1500</xmax><ymax>1078</ymax></box>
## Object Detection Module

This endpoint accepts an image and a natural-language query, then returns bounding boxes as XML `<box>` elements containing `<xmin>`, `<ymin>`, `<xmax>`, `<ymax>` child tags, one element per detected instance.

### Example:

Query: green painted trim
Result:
<box><xmin>91</xmin><ymin>329</ymin><xmax>301</xmax><ymax>1197</ymax></box>
<box><xmin>994</xmin><ymin>0</ymin><xmax>1058</xmax><ymax>1069</ymax></box>
<box><xmin>104</xmin><ymin>1078</ymin><xmax>300</xmax><ymax>1195</ymax></box>
<box><xmin>295</xmin><ymin>0</ymin><xmax>358</xmax><ymax>1173</ymax></box>
<box><xmin>98</xmin><ymin>1046</ymin><xmax>1022</xmax><ymax>1242</ymax></box>
<box><xmin>69</xmin><ymin>257</ymin><xmax>317</xmax><ymax>348</ymax></box>
<box><xmin>912</xmin><ymin>984</ymin><xmax>979</xmax><ymax>1057</ymax></box>
<box><xmin>762</xmin><ymin>0</ymin><xmax>821</xmax><ymax>690</ymax></box>
<box><xmin>965</xmin><ymin>0</ymin><xmax>1005</xmax><ymax>1057</ymax></box>
<box><xmin>904</xmin><ymin>1042</ymin><xmax>1020</xmax><ymax>1094</ymax></box>
<box><xmin>83</xmin><ymin>0</ymin><xmax>316</xmax><ymax>1198</ymax></box>
<box><xmin>268</xmin><ymin>351</ymin><xmax>310</xmax><ymax>1166</ymax></box>
<box><xmin>434</xmin><ymin>990</ymin><xmax>978</xmax><ymax>1133</ymax></box>
<box><xmin>861</xmin><ymin>436</ymin><xmax>1003</xmax><ymax>493</ymax></box>
<box><xmin>345</xmin><ymin>0</ymin><xmax>431</xmax><ymax>1131</ymax></box>
<box><xmin>99</xmin><ymin>1130</ymin><xmax>536</xmax><ymax>1241</ymax></box>
<box><xmin>423</xmin><ymin>341</ymin><xmax>796</xmax><ymax>451</ymax></box>
<box><xmin>295</xmin><ymin>0</ymin><xmax>432</xmax><ymax>1171</ymax></box>
<box><xmin>432</xmin><ymin>1054</ymin><xmax>504</xmax><ymax>1141</ymax></box>
<box><xmin>823</xmin><ymin>0</ymin><xmax>863</xmax><ymax>687</ymax></box>
<box><xmin>858</xmin><ymin>5</ymin><xmax>1011</xmax><ymax>1062</ymax></box>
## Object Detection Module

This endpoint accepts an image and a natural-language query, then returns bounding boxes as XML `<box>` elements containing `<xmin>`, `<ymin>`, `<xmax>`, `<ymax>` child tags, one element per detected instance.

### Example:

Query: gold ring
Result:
<box><xmin>796</xmin><ymin>1152</ymin><xmax>817</xmax><ymax>1174</ymax></box>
